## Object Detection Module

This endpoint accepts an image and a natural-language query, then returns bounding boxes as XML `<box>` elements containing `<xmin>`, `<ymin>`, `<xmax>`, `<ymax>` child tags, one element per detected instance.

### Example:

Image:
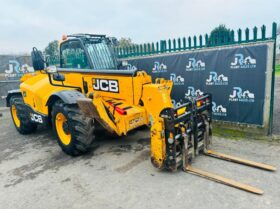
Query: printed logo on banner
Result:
<box><xmin>5</xmin><ymin>60</ymin><xmax>34</xmax><ymax>78</ymax></box>
<box><xmin>126</xmin><ymin>64</ymin><xmax>137</xmax><ymax>70</ymax></box>
<box><xmin>152</xmin><ymin>61</ymin><xmax>167</xmax><ymax>73</ymax></box>
<box><xmin>230</xmin><ymin>54</ymin><xmax>256</xmax><ymax>69</ymax></box>
<box><xmin>206</xmin><ymin>72</ymin><xmax>228</xmax><ymax>85</ymax></box>
<box><xmin>185</xmin><ymin>86</ymin><xmax>204</xmax><ymax>97</ymax></box>
<box><xmin>170</xmin><ymin>73</ymin><xmax>184</xmax><ymax>85</ymax></box>
<box><xmin>229</xmin><ymin>87</ymin><xmax>255</xmax><ymax>102</ymax></box>
<box><xmin>186</xmin><ymin>58</ymin><xmax>206</xmax><ymax>71</ymax></box>
<box><xmin>172</xmin><ymin>99</ymin><xmax>182</xmax><ymax>108</ymax></box>
<box><xmin>212</xmin><ymin>102</ymin><xmax>227</xmax><ymax>117</ymax></box>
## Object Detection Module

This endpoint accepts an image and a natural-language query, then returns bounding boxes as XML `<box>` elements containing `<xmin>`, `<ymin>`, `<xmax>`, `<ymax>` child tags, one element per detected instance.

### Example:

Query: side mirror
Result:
<box><xmin>31</xmin><ymin>47</ymin><xmax>45</xmax><ymax>71</ymax></box>
<box><xmin>46</xmin><ymin>66</ymin><xmax>64</xmax><ymax>82</ymax></box>
<box><xmin>46</xmin><ymin>65</ymin><xmax>57</xmax><ymax>73</ymax></box>
<box><xmin>53</xmin><ymin>73</ymin><xmax>65</xmax><ymax>82</ymax></box>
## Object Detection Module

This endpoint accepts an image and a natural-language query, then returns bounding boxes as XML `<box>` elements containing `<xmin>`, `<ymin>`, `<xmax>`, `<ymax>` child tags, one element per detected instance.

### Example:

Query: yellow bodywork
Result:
<box><xmin>20</xmin><ymin>69</ymin><xmax>174</xmax><ymax>169</ymax></box>
<box><xmin>141</xmin><ymin>79</ymin><xmax>173</xmax><ymax>168</ymax></box>
<box><xmin>20</xmin><ymin>71</ymin><xmax>84</xmax><ymax>115</ymax></box>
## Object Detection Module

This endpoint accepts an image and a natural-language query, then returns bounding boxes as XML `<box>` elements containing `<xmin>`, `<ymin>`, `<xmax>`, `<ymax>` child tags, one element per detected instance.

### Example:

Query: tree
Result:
<box><xmin>208</xmin><ymin>24</ymin><xmax>234</xmax><ymax>46</ymax></box>
<box><xmin>44</xmin><ymin>40</ymin><xmax>59</xmax><ymax>57</ymax></box>
<box><xmin>117</xmin><ymin>37</ymin><xmax>135</xmax><ymax>48</ymax></box>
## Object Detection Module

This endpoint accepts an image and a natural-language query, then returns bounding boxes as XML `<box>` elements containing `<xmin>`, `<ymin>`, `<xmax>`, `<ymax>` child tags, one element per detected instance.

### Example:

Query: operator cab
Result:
<box><xmin>60</xmin><ymin>34</ymin><xmax>118</xmax><ymax>70</ymax></box>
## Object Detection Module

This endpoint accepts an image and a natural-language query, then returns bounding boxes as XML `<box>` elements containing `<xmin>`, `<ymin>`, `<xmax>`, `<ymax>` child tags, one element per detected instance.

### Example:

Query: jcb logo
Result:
<box><xmin>92</xmin><ymin>79</ymin><xmax>119</xmax><ymax>93</ymax></box>
<box><xmin>30</xmin><ymin>113</ymin><xmax>43</xmax><ymax>124</ymax></box>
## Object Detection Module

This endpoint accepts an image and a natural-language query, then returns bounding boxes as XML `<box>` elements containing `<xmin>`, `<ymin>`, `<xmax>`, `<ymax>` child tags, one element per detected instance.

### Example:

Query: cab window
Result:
<box><xmin>60</xmin><ymin>41</ymin><xmax>90</xmax><ymax>69</ymax></box>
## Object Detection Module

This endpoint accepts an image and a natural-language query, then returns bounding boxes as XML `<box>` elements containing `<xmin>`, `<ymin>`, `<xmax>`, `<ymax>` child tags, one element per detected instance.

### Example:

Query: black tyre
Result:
<box><xmin>9</xmin><ymin>96</ymin><xmax>37</xmax><ymax>134</ymax></box>
<box><xmin>51</xmin><ymin>100</ymin><xmax>95</xmax><ymax>156</ymax></box>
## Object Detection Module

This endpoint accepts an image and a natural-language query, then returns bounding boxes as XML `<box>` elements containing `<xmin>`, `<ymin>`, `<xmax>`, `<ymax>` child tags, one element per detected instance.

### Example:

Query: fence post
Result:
<box><xmin>238</xmin><ymin>29</ymin><xmax>242</xmax><ymax>43</ymax></box>
<box><xmin>188</xmin><ymin>37</ymin><xmax>192</xmax><ymax>49</ymax></box>
<box><xmin>261</xmin><ymin>25</ymin><xmax>266</xmax><ymax>40</ymax></box>
<box><xmin>124</xmin><ymin>47</ymin><xmax>127</xmax><ymax>57</ymax></box>
<box><xmin>268</xmin><ymin>22</ymin><xmax>277</xmax><ymax>135</ymax></box>
<box><xmin>144</xmin><ymin>44</ymin><xmax>147</xmax><ymax>55</ymax></box>
<box><xmin>199</xmin><ymin>35</ymin><xmax>203</xmax><ymax>48</ymax></box>
<box><xmin>253</xmin><ymin>26</ymin><xmax>258</xmax><ymax>41</ymax></box>
<box><xmin>134</xmin><ymin>45</ymin><xmax>137</xmax><ymax>56</ymax></box>
<box><xmin>183</xmin><ymin>37</ymin><xmax>186</xmax><ymax>50</ymax></box>
<box><xmin>245</xmin><ymin>28</ymin><xmax>249</xmax><ymax>42</ymax></box>
<box><xmin>126</xmin><ymin>47</ymin><xmax>129</xmax><ymax>57</ymax></box>
<box><xmin>156</xmin><ymin>42</ymin><xmax>159</xmax><ymax>54</ymax></box>
<box><xmin>151</xmin><ymin>43</ymin><xmax>155</xmax><ymax>54</ymax></box>
<box><xmin>173</xmin><ymin>39</ymin><xmax>176</xmax><ymax>51</ymax></box>
<box><xmin>130</xmin><ymin>46</ymin><xmax>133</xmax><ymax>57</ymax></box>
<box><xmin>168</xmin><ymin>39</ymin><xmax>172</xmax><ymax>52</ymax></box>
<box><xmin>178</xmin><ymin>38</ymin><xmax>181</xmax><ymax>51</ymax></box>
<box><xmin>127</xmin><ymin>47</ymin><xmax>130</xmax><ymax>57</ymax></box>
<box><xmin>272</xmin><ymin>22</ymin><xmax>277</xmax><ymax>39</ymax></box>
<box><xmin>120</xmin><ymin>48</ymin><xmax>124</xmax><ymax>58</ymax></box>
<box><xmin>119</xmin><ymin>48</ymin><xmax>122</xmax><ymax>58</ymax></box>
<box><xmin>160</xmin><ymin>40</ymin><xmax>166</xmax><ymax>53</ymax></box>
<box><xmin>193</xmin><ymin>36</ymin><xmax>197</xmax><ymax>48</ymax></box>
<box><xmin>136</xmin><ymin>45</ymin><xmax>139</xmax><ymax>56</ymax></box>
<box><xmin>130</xmin><ymin>46</ymin><xmax>134</xmax><ymax>57</ymax></box>
<box><xmin>140</xmin><ymin>44</ymin><xmax>143</xmax><ymax>56</ymax></box>
<box><xmin>230</xmin><ymin>30</ymin><xmax>234</xmax><ymax>44</ymax></box>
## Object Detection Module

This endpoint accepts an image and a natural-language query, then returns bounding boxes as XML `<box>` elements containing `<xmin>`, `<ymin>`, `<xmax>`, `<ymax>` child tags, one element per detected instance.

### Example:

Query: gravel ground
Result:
<box><xmin>0</xmin><ymin>110</ymin><xmax>280</xmax><ymax>209</ymax></box>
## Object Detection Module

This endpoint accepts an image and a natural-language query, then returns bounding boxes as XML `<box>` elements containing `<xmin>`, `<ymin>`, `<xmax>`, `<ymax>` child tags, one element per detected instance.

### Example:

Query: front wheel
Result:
<box><xmin>51</xmin><ymin>100</ymin><xmax>95</xmax><ymax>156</ymax></box>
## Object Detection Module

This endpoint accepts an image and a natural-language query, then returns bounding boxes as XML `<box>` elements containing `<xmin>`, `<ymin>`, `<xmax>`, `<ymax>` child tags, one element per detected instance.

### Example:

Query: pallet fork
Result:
<box><xmin>162</xmin><ymin>94</ymin><xmax>276</xmax><ymax>195</ymax></box>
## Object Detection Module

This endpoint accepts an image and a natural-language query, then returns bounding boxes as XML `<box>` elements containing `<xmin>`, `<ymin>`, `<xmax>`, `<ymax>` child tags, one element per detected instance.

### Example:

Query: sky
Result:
<box><xmin>0</xmin><ymin>0</ymin><xmax>279</xmax><ymax>54</ymax></box>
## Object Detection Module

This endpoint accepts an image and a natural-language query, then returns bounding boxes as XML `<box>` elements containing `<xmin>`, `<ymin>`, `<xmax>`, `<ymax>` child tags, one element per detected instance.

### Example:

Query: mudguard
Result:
<box><xmin>6</xmin><ymin>89</ymin><xmax>22</xmax><ymax>107</ymax></box>
<box><xmin>46</xmin><ymin>90</ymin><xmax>86</xmax><ymax>107</ymax></box>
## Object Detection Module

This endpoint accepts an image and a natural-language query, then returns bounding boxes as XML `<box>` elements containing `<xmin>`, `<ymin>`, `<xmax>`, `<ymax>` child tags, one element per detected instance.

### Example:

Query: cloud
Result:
<box><xmin>0</xmin><ymin>0</ymin><xmax>279</xmax><ymax>53</ymax></box>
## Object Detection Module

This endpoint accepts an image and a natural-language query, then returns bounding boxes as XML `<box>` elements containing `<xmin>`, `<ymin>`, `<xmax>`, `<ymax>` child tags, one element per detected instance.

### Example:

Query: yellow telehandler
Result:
<box><xmin>6</xmin><ymin>34</ymin><xmax>276</xmax><ymax>194</ymax></box>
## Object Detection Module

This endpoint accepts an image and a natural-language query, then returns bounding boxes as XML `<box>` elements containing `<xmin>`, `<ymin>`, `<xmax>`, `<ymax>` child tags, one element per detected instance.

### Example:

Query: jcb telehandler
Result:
<box><xmin>7</xmin><ymin>34</ymin><xmax>276</xmax><ymax>194</ymax></box>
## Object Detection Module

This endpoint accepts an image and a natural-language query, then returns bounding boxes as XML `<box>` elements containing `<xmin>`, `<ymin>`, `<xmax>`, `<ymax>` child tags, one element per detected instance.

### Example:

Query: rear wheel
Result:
<box><xmin>52</xmin><ymin>100</ymin><xmax>95</xmax><ymax>156</ymax></box>
<box><xmin>9</xmin><ymin>96</ymin><xmax>37</xmax><ymax>134</ymax></box>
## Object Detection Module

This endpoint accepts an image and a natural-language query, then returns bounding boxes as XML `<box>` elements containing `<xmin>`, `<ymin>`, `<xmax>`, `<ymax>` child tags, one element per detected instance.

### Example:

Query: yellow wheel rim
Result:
<box><xmin>11</xmin><ymin>105</ymin><xmax>20</xmax><ymax>128</ymax></box>
<box><xmin>55</xmin><ymin>113</ymin><xmax>71</xmax><ymax>145</ymax></box>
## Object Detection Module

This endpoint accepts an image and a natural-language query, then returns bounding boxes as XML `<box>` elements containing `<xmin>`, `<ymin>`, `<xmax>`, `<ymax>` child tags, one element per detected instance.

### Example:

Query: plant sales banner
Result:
<box><xmin>126</xmin><ymin>44</ymin><xmax>268</xmax><ymax>125</ymax></box>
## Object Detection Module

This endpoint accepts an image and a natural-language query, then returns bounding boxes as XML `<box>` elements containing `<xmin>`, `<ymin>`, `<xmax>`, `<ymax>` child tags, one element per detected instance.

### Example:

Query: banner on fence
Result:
<box><xmin>0</xmin><ymin>55</ymin><xmax>33</xmax><ymax>107</ymax></box>
<box><xmin>0</xmin><ymin>55</ymin><xmax>33</xmax><ymax>80</ymax></box>
<box><xmin>126</xmin><ymin>43</ymin><xmax>271</xmax><ymax>126</ymax></box>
